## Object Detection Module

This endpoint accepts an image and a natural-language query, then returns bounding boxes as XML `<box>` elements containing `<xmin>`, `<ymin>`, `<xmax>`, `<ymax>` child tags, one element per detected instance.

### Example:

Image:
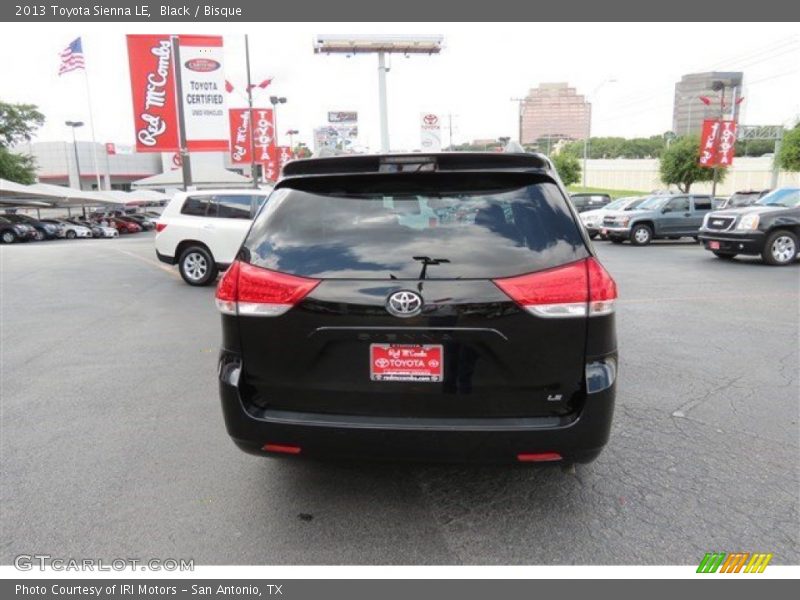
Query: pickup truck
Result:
<box><xmin>601</xmin><ymin>194</ymin><xmax>713</xmax><ymax>245</ymax></box>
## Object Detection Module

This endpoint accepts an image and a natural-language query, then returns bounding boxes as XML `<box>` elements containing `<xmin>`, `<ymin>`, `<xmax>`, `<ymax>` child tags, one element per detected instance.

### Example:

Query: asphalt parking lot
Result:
<box><xmin>1</xmin><ymin>233</ymin><xmax>798</xmax><ymax>565</ymax></box>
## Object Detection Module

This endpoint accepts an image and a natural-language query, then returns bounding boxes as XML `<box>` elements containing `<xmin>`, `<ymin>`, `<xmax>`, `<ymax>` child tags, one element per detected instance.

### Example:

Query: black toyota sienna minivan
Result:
<box><xmin>217</xmin><ymin>153</ymin><xmax>617</xmax><ymax>464</ymax></box>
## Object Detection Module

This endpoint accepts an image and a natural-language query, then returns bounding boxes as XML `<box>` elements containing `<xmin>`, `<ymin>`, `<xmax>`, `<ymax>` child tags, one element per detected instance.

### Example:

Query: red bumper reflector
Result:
<box><xmin>262</xmin><ymin>443</ymin><xmax>302</xmax><ymax>455</ymax></box>
<box><xmin>517</xmin><ymin>452</ymin><xmax>562</xmax><ymax>462</ymax></box>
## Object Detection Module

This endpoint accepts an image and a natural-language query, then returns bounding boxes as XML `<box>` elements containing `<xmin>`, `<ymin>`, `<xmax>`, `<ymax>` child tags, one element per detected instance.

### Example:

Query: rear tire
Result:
<box><xmin>2</xmin><ymin>230</ymin><xmax>17</xmax><ymax>244</ymax></box>
<box><xmin>179</xmin><ymin>246</ymin><xmax>218</xmax><ymax>286</ymax></box>
<box><xmin>761</xmin><ymin>230</ymin><xmax>798</xmax><ymax>266</ymax></box>
<box><xmin>630</xmin><ymin>224</ymin><xmax>653</xmax><ymax>246</ymax></box>
<box><xmin>712</xmin><ymin>251</ymin><xmax>737</xmax><ymax>260</ymax></box>
<box><xmin>66</xmin><ymin>230</ymin><xmax>77</xmax><ymax>239</ymax></box>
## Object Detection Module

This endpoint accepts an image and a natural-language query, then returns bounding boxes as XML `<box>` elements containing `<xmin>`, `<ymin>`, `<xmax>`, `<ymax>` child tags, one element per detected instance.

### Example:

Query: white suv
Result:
<box><xmin>155</xmin><ymin>189</ymin><xmax>271</xmax><ymax>286</ymax></box>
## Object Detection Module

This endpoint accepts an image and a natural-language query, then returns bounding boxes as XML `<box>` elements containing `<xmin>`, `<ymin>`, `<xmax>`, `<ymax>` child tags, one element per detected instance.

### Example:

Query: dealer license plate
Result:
<box><xmin>370</xmin><ymin>344</ymin><xmax>443</xmax><ymax>382</ymax></box>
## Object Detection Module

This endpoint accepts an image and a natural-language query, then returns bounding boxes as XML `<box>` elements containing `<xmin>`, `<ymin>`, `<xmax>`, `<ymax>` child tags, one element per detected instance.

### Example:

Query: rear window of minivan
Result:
<box><xmin>242</xmin><ymin>174</ymin><xmax>588</xmax><ymax>279</ymax></box>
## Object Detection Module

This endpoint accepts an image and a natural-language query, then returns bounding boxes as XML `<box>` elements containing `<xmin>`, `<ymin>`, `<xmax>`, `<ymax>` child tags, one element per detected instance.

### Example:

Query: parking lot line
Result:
<box><xmin>110</xmin><ymin>247</ymin><xmax>181</xmax><ymax>279</ymax></box>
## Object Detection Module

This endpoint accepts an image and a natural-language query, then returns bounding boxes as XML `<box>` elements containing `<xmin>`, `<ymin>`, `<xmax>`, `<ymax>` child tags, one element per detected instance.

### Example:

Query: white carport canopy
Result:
<box><xmin>131</xmin><ymin>167</ymin><xmax>253</xmax><ymax>190</ymax></box>
<box><xmin>0</xmin><ymin>180</ymin><xmax>122</xmax><ymax>207</ymax></box>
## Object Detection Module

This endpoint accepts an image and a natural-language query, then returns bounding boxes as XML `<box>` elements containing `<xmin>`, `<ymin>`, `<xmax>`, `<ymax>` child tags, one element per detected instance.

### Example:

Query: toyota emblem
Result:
<box><xmin>386</xmin><ymin>290</ymin><xmax>423</xmax><ymax>318</ymax></box>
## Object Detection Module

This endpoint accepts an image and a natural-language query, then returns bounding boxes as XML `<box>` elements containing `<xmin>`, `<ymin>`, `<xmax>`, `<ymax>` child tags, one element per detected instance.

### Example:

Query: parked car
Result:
<box><xmin>122</xmin><ymin>214</ymin><xmax>156</xmax><ymax>230</ymax></box>
<box><xmin>601</xmin><ymin>193</ymin><xmax>714</xmax><ymax>245</ymax></box>
<box><xmin>2</xmin><ymin>213</ymin><xmax>60</xmax><ymax>240</ymax></box>
<box><xmin>214</xmin><ymin>152</ymin><xmax>618</xmax><ymax>465</ymax></box>
<box><xmin>570</xmin><ymin>193</ymin><xmax>612</xmax><ymax>213</ymax></box>
<box><xmin>67</xmin><ymin>218</ymin><xmax>118</xmax><ymax>238</ymax></box>
<box><xmin>155</xmin><ymin>189</ymin><xmax>271</xmax><ymax>285</ymax></box>
<box><xmin>698</xmin><ymin>187</ymin><xmax>800</xmax><ymax>265</ymax></box>
<box><xmin>721</xmin><ymin>189</ymin><xmax>771</xmax><ymax>209</ymax></box>
<box><xmin>580</xmin><ymin>196</ymin><xmax>645</xmax><ymax>239</ymax></box>
<box><xmin>100</xmin><ymin>217</ymin><xmax>141</xmax><ymax>234</ymax></box>
<box><xmin>39</xmin><ymin>219</ymin><xmax>94</xmax><ymax>239</ymax></box>
<box><xmin>0</xmin><ymin>216</ymin><xmax>37</xmax><ymax>243</ymax></box>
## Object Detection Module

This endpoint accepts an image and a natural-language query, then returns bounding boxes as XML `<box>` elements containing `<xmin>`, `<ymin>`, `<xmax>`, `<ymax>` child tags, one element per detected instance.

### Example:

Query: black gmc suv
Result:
<box><xmin>699</xmin><ymin>187</ymin><xmax>800</xmax><ymax>265</ymax></box>
<box><xmin>215</xmin><ymin>153</ymin><xmax>618</xmax><ymax>465</ymax></box>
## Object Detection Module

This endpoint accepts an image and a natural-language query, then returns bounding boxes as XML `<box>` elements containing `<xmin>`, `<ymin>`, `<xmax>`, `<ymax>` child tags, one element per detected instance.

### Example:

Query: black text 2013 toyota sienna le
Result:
<box><xmin>216</xmin><ymin>153</ymin><xmax>618</xmax><ymax>465</ymax></box>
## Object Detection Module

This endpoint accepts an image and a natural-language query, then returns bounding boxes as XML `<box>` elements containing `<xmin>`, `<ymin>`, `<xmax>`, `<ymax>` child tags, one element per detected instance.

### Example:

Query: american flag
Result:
<box><xmin>58</xmin><ymin>37</ymin><xmax>85</xmax><ymax>75</ymax></box>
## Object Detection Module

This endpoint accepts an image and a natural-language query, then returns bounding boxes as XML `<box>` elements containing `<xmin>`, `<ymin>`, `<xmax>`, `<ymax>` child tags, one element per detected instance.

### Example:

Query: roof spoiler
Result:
<box><xmin>282</xmin><ymin>152</ymin><xmax>551</xmax><ymax>178</ymax></box>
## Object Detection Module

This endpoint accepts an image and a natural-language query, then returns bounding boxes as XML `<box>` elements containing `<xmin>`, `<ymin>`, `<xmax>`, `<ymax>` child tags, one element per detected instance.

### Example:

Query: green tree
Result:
<box><xmin>0</xmin><ymin>149</ymin><xmax>37</xmax><ymax>184</ymax></box>
<box><xmin>778</xmin><ymin>124</ymin><xmax>800</xmax><ymax>172</ymax></box>
<box><xmin>0</xmin><ymin>101</ymin><xmax>45</xmax><ymax>148</ymax></box>
<box><xmin>551</xmin><ymin>152</ymin><xmax>581</xmax><ymax>186</ymax></box>
<box><xmin>659</xmin><ymin>136</ymin><xmax>726</xmax><ymax>193</ymax></box>
<box><xmin>0</xmin><ymin>100</ymin><xmax>44</xmax><ymax>183</ymax></box>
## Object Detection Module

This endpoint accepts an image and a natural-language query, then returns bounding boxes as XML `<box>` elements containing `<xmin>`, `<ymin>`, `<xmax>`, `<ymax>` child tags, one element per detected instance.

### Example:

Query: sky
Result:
<box><xmin>1</xmin><ymin>22</ymin><xmax>798</xmax><ymax>152</ymax></box>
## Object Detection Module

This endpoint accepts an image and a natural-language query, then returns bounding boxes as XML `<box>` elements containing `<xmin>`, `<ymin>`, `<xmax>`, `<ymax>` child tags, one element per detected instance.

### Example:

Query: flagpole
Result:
<box><xmin>81</xmin><ymin>53</ymin><xmax>104</xmax><ymax>191</ymax></box>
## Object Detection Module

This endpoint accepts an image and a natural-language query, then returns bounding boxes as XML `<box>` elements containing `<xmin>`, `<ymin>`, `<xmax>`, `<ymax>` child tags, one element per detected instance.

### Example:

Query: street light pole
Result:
<box><xmin>377</xmin><ymin>51</ymin><xmax>390</xmax><ymax>152</ymax></box>
<box><xmin>286</xmin><ymin>129</ymin><xmax>299</xmax><ymax>150</ymax></box>
<box><xmin>65</xmin><ymin>121</ymin><xmax>83</xmax><ymax>190</ymax></box>
<box><xmin>244</xmin><ymin>34</ymin><xmax>259</xmax><ymax>189</ymax></box>
<box><xmin>710</xmin><ymin>81</ymin><xmax>726</xmax><ymax>199</ymax></box>
<box><xmin>270</xmin><ymin>96</ymin><xmax>287</xmax><ymax>147</ymax></box>
<box><xmin>582</xmin><ymin>79</ymin><xmax>616</xmax><ymax>188</ymax></box>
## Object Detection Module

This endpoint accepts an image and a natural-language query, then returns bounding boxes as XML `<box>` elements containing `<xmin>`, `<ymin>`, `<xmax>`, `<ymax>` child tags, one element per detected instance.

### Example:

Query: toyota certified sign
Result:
<box><xmin>420</xmin><ymin>112</ymin><xmax>442</xmax><ymax>152</ymax></box>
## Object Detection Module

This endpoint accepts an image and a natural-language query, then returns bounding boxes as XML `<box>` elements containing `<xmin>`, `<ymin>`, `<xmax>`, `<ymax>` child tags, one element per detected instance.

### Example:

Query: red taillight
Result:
<box><xmin>517</xmin><ymin>452</ymin><xmax>562</xmax><ymax>462</ymax></box>
<box><xmin>492</xmin><ymin>257</ymin><xmax>616</xmax><ymax>318</ymax></box>
<box><xmin>155</xmin><ymin>223</ymin><xmax>167</xmax><ymax>232</ymax></box>
<box><xmin>263</xmin><ymin>443</ymin><xmax>302</xmax><ymax>455</ymax></box>
<box><xmin>586</xmin><ymin>257</ymin><xmax>617</xmax><ymax>316</ymax></box>
<box><xmin>215</xmin><ymin>260</ymin><xmax>319</xmax><ymax>317</ymax></box>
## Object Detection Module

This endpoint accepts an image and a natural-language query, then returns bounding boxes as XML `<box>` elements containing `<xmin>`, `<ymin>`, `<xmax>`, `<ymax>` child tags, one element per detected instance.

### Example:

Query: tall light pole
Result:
<box><xmin>314</xmin><ymin>35</ymin><xmax>443</xmax><ymax>153</ymax></box>
<box><xmin>286</xmin><ymin>129</ymin><xmax>299</xmax><ymax>150</ymax></box>
<box><xmin>710</xmin><ymin>80</ymin><xmax>726</xmax><ymax>199</ymax></box>
<box><xmin>65</xmin><ymin>120</ymin><xmax>84</xmax><ymax>188</ymax></box>
<box><xmin>582</xmin><ymin>79</ymin><xmax>616</xmax><ymax>187</ymax></box>
<box><xmin>244</xmin><ymin>34</ymin><xmax>259</xmax><ymax>189</ymax></box>
<box><xmin>65</xmin><ymin>120</ymin><xmax>85</xmax><ymax>216</ymax></box>
<box><xmin>510</xmin><ymin>97</ymin><xmax>525</xmax><ymax>144</ymax></box>
<box><xmin>269</xmin><ymin>96</ymin><xmax>287</xmax><ymax>147</ymax></box>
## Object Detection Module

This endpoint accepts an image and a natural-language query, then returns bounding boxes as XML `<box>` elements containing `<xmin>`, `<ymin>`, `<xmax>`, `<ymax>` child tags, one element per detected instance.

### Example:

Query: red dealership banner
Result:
<box><xmin>715</xmin><ymin>120</ymin><xmax>737</xmax><ymax>167</ymax></box>
<box><xmin>127</xmin><ymin>34</ymin><xmax>179</xmax><ymax>152</ymax></box>
<box><xmin>229</xmin><ymin>108</ymin><xmax>275</xmax><ymax>164</ymax></box>
<box><xmin>229</xmin><ymin>108</ymin><xmax>252</xmax><ymax>164</ymax></box>
<box><xmin>699</xmin><ymin>119</ymin><xmax>737</xmax><ymax>168</ymax></box>
<box><xmin>263</xmin><ymin>144</ymin><xmax>293</xmax><ymax>182</ymax></box>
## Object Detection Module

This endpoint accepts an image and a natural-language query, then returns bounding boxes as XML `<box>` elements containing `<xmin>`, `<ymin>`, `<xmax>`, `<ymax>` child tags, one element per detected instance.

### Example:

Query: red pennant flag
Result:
<box><xmin>225</xmin><ymin>80</ymin><xmax>234</xmax><ymax>93</ymax></box>
<box><xmin>257</xmin><ymin>78</ymin><xmax>273</xmax><ymax>89</ymax></box>
<box><xmin>698</xmin><ymin>96</ymin><xmax>712</xmax><ymax>105</ymax></box>
<box><xmin>735</xmin><ymin>97</ymin><xmax>745</xmax><ymax>105</ymax></box>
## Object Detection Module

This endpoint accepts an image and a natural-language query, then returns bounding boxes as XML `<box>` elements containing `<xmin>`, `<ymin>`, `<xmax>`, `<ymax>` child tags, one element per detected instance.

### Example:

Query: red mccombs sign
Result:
<box><xmin>699</xmin><ymin>119</ymin><xmax>737</xmax><ymax>168</ymax></box>
<box><xmin>127</xmin><ymin>34</ymin><xmax>179</xmax><ymax>152</ymax></box>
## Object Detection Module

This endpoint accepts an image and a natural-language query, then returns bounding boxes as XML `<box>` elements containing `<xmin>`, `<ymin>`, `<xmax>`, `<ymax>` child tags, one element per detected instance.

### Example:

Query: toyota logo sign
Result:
<box><xmin>423</xmin><ymin>114</ymin><xmax>439</xmax><ymax>126</ymax></box>
<box><xmin>386</xmin><ymin>290</ymin><xmax>423</xmax><ymax>318</ymax></box>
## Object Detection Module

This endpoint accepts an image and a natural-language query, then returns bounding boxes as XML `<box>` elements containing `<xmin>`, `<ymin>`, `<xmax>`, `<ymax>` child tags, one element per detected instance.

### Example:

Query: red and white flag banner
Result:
<box><xmin>698</xmin><ymin>119</ymin><xmax>737</xmax><ymax>168</ymax></box>
<box><xmin>127</xmin><ymin>34</ymin><xmax>180</xmax><ymax>153</ymax></box>
<box><xmin>263</xmin><ymin>144</ymin><xmax>293</xmax><ymax>182</ymax></box>
<box><xmin>229</xmin><ymin>108</ymin><xmax>274</xmax><ymax>164</ymax></box>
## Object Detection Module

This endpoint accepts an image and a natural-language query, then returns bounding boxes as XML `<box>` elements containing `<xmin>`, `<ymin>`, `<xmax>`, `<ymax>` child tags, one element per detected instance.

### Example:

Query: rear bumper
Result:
<box><xmin>698</xmin><ymin>231</ymin><xmax>764</xmax><ymax>255</ymax></box>
<box><xmin>218</xmin><ymin>354</ymin><xmax>616</xmax><ymax>464</ymax></box>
